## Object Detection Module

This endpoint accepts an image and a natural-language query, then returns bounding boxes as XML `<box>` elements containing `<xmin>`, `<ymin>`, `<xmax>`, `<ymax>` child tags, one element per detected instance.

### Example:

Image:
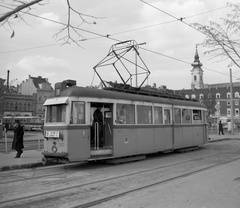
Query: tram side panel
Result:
<box><xmin>67</xmin><ymin>126</ymin><xmax>90</xmax><ymax>162</ymax></box>
<box><xmin>113</xmin><ymin>127</ymin><xmax>138</xmax><ymax>157</ymax></box>
<box><xmin>193</xmin><ymin>124</ymin><xmax>205</xmax><ymax>146</ymax></box>
<box><xmin>136</xmin><ymin>127</ymin><xmax>154</xmax><ymax>154</ymax></box>
<box><xmin>173</xmin><ymin>125</ymin><xmax>198</xmax><ymax>150</ymax></box>
<box><xmin>113</xmin><ymin>125</ymin><xmax>175</xmax><ymax>157</ymax></box>
<box><xmin>181</xmin><ymin>125</ymin><xmax>195</xmax><ymax>148</ymax></box>
<box><xmin>153</xmin><ymin>126</ymin><xmax>173</xmax><ymax>152</ymax></box>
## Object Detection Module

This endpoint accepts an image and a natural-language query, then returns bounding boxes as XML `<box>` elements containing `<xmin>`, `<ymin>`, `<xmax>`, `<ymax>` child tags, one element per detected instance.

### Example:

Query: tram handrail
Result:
<box><xmin>94</xmin><ymin>122</ymin><xmax>99</xmax><ymax>150</ymax></box>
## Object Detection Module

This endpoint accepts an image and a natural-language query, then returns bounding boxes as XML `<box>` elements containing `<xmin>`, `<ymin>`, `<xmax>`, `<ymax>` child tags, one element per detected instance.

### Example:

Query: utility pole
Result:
<box><xmin>230</xmin><ymin>68</ymin><xmax>234</xmax><ymax>135</ymax></box>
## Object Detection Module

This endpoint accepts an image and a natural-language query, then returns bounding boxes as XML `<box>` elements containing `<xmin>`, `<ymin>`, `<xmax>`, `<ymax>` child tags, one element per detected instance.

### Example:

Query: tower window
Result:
<box><xmin>194</xmin><ymin>75</ymin><xmax>197</xmax><ymax>81</ymax></box>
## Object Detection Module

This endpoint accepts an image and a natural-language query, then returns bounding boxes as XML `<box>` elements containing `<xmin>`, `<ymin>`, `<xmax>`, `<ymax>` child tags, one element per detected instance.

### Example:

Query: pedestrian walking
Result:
<box><xmin>12</xmin><ymin>120</ymin><xmax>24</xmax><ymax>158</ymax></box>
<box><xmin>218</xmin><ymin>120</ymin><xmax>224</xmax><ymax>135</ymax></box>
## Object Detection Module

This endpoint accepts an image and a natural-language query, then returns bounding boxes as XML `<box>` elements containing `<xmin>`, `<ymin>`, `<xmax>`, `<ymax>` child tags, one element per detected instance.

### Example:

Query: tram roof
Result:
<box><xmin>56</xmin><ymin>86</ymin><xmax>206</xmax><ymax>108</ymax></box>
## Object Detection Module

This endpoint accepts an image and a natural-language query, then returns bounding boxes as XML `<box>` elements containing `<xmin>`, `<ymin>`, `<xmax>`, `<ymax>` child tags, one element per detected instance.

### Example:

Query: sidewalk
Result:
<box><xmin>0</xmin><ymin>133</ymin><xmax>239</xmax><ymax>171</ymax></box>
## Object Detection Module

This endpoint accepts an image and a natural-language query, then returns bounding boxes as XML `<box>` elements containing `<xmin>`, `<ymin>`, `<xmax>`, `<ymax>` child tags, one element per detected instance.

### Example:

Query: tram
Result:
<box><xmin>42</xmin><ymin>80</ymin><xmax>208</xmax><ymax>165</ymax></box>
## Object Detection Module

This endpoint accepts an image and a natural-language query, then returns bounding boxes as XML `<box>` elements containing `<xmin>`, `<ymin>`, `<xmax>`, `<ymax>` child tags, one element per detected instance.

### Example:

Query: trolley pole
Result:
<box><xmin>230</xmin><ymin>68</ymin><xmax>234</xmax><ymax>135</ymax></box>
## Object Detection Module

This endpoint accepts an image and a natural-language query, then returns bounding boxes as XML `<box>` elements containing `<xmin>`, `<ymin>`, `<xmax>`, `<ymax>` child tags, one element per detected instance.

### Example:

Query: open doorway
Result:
<box><xmin>90</xmin><ymin>103</ymin><xmax>113</xmax><ymax>150</ymax></box>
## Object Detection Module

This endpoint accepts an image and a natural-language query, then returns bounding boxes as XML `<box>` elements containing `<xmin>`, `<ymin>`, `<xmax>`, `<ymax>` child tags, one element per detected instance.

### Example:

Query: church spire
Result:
<box><xmin>191</xmin><ymin>45</ymin><xmax>204</xmax><ymax>89</ymax></box>
<box><xmin>192</xmin><ymin>44</ymin><xmax>202</xmax><ymax>67</ymax></box>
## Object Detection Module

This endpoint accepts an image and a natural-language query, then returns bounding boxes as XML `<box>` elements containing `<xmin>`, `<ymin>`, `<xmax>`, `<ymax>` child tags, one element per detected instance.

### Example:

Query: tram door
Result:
<box><xmin>90</xmin><ymin>103</ymin><xmax>113</xmax><ymax>150</ymax></box>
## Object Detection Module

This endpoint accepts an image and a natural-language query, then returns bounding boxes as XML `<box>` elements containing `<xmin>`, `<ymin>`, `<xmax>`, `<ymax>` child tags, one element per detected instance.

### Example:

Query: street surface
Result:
<box><xmin>0</xmin><ymin>140</ymin><xmax>240</xmax><ymax>208</ymax></box>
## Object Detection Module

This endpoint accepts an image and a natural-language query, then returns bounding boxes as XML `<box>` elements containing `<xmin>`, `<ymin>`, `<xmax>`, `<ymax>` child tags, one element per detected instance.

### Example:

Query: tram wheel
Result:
<box><xmin>42</xmin><ymin>156</ymin><xmax>49</xmax><ymax>166</ymax></box>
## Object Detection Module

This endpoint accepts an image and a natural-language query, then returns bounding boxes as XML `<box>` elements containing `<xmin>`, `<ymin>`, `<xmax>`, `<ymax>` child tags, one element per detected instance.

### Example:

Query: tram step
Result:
<box><xmin>90</xmin><ymin>149</ymin><xmax>113</xmax><ymax>156</ymax></box>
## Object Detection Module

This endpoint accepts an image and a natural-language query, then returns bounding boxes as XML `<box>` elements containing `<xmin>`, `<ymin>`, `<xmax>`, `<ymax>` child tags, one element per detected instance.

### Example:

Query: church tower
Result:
<box><xmin>191</xmin><ymin>46</ymin><xmax>204</xmax><ymax>89</ymax></box>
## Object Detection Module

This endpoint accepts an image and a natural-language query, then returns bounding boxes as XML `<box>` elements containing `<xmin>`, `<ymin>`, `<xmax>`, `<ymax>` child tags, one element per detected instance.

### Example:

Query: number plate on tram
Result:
<box><xmin>46</xmin><ymin>131</ymin><xmax>59</xmax><ymax>138</ymax></box>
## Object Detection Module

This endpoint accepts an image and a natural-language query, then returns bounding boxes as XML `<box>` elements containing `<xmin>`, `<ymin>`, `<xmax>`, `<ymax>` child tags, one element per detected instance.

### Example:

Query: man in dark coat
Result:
<box><xmin>93</xmin><ymin>107</ymin><xmax>104</xmax><ymax>147</ymax></box>
<box><xmin>218</xmin><ymin>120</ymin><xmax>224</xmax><ymax>135</ymax></box>
<box><xmin>12</xmin><ymin>120</ymin><xmax>24</xmax><ymax>158</ymax></box>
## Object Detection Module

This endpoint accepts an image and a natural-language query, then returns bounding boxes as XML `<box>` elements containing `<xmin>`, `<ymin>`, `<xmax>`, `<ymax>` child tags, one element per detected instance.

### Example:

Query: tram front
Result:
<box><xmin>42</xmin><ymin>97</ymin><xmax>90</xmax><ymax>165</ymax></box>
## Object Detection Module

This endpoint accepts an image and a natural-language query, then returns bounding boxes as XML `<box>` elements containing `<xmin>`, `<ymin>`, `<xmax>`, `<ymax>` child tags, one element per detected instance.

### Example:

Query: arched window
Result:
<box><xmin>199</xmin><ymin>94</ymin><xmax>204</xmax><ymax>99</ymax></box>
<box><xmin>191</xmin><ymin>94</ymin><xmax>196</xmax><ymax>98</ymax></box>
<box><xmin>10</xmin><ymin>103</ymin><xmax>13</xmax><ymax>110</ymax></box>
<box><xmin>28</xmin><ymin>103</ymin><xmax>31</xmax><ymax>111</ymax></box>
<box><xmin>227</xmin><ymin>92</ymin><xmax>231</xmax><ymax>98</ymax></box>
<box><xmin>234</xmin><ymin>92</ymin><xmax>239</xmax><ymax>98</ymax></box>
<box><xmin>185</xmin><ymin>95</ymin><xmax>189</xmax><ymax>99</ymax></box>
<box><xmin>208</xmin><ymin>93</ymin><xmax>212</xmax><ymax>99</ymax></box>
<box><xmin>216</xmin><ymin>93</ymin><xmax>221</xmax><ymax>99</ymax></box>
<box><xmin>19</xmin><ymin>103</ymin><xmax>22</xmax><ymax>111</ymax></box>
<box><xmin>194</xmin><ymin>75</ymin><xmax>197</xmax><ymax>81</ymax></box>
<box><xmin>15</xmin><ymin>103</ymin><xmax>18</xmax><ymax>110</ymax></box>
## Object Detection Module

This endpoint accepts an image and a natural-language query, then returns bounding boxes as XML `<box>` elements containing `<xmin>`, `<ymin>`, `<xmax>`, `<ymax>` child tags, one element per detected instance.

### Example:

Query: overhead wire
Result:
<box><xmin>0</xmin><ymin>2</ymin><xmax>237</xmax><ymax>79</ymax></box>
<box><xmin>0</xmin><ymin>2</ymin><xmax>232</xmax><ymax>53</ymax></box>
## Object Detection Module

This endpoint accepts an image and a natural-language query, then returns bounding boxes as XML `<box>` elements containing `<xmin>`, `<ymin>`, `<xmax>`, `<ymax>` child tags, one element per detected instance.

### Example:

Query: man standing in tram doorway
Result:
<box><xmin>93</xmin><ymin>107</ymin><xmax>104</xmax><ymax>147</ymax></box>
<box><xmin>12</xmin><ymin>120</ymin><xmax>24</xmax><ymax>158</ymax></box>
<box><xmin>218</xmin><ymin>120</ymin><xmax>224</xmax><ymax>135</ymax></box>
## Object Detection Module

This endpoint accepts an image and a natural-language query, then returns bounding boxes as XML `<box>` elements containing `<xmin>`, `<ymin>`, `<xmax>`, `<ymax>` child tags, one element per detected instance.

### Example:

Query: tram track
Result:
<box><xmin>0</xmin><ymin>149</ymin><xmax>227</xmax><ymax>185</ymax></box>
<box><xmin>72</xmin><ymin>157</ymin><xmax>240</xmax><ymax>208</ymax></box>
<box><xmin>0</xmin><ymin>148</ymin><xmax>240</xmax><ymax>208</ymax></box>
<box><xmin>0</xmin><ymin>162</ymin><xmax>88</xmax><ymax>184</ymax></box>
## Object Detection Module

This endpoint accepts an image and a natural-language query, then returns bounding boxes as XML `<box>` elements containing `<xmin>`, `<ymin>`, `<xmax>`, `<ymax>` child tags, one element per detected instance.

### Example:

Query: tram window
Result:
<box><xmin>174</xmin><ymin>108</ymin><xmax>181</xmax><ymax>124</ymax></box>
<box><xmin>46</xmin><ymin>105</ymin><xmax>66</xmax><ymax>123</ymax></box>
<box><xmin>137</xmin><ymin>105</ymin><xmax>152</xmax><ymax>124</ymax></box>
<box><xmin>193</xmin><ymin>109</ymin><xmax>202</xmax><ymax>123</ymax></box>
<box><xmin>70</xmin><ymin>102</ymin><xmax>85</xmax><ymax>124</ymax></box>
<box><xmin>182</xmin><ymin>109</ymin><xmax>192</xmax><ymax>123</ymax></box>
<box><xmin>164</xmin><ymin>109</ymin><xmax>171</xmax><ymax>124</ymax></box>
<box><xmin>116</xmin><ymin>104</ymin><xmax>135</xmax><ymax>124</ymax></box>
<box><xmin>154</xmin><ymin>106</ymin><xmax>163</xmax><ymax>124</ymax></box>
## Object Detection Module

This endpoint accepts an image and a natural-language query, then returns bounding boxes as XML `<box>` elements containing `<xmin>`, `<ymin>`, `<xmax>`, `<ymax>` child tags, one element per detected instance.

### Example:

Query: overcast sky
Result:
<box><xmin>1</xmin><ymin>0</ymin><xmax>240</xmax><ymax>90</ymax></box>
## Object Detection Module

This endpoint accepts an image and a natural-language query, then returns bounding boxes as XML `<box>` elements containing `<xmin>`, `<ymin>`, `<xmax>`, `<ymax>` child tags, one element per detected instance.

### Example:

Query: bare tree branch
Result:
<box><xmin>0</xmin><ymin>0</ymin><xmax>104</xmax><ymax>45</ymax></box>
<box><xmin>0</xmin><ymin>0</ymin><xmax>43</xmax><ymax>22</ymax></box>
<box><xmin>191</xmin><ymin>3</ymin><xmax>240</xmax><ymax>68</ymax></box>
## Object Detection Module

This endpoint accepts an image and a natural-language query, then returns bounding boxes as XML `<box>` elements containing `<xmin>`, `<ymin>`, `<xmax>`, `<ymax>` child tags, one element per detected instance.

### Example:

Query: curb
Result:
<box><xmin>0</xmin><ymin>162</ymin><xmax>43</xmax><ymax>171</ymax></box>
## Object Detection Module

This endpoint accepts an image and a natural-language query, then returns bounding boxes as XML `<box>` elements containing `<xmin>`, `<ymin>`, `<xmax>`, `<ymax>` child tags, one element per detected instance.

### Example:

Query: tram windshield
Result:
<box><xmin>45</xmin><ymin>104</ymin><xmax>66</xmax><ymax>123</ymax></box>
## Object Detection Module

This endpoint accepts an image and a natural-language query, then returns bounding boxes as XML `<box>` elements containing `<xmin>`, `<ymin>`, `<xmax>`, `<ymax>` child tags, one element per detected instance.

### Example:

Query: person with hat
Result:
<box><xmin>12</xmin><ymin>120</ymin><xmax>24</xmax><ymax>158</ymax></box>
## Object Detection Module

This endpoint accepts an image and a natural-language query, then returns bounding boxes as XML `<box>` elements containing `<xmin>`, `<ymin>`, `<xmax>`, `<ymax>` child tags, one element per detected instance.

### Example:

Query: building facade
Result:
<box><xmin>1</xmin><ymin>74</ymin><xmax>54</xmax><ymax>120</ymax></box>
<box><xmin>17</xmin><ymin>75</ymin><xmax>54</xmax><ymax>118</ymax></box>
<box><xmin>179</xmin><ymin>48</ymin><xmax>240</xmax><ymax>122</ymax></box>
<box><xmin>3</xmin><ymin>93</ymin><xmax>35</xmax><ymax>116</ymax></box>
